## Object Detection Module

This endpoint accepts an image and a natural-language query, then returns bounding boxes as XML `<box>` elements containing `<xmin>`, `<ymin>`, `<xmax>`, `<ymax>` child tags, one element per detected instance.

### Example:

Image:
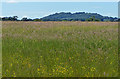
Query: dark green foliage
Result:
<box><xmin>1</xmin><ymin>16</ymin><xmax>18</xmax><ymax>21</ymax></box>
<box><xmin>21</xmin><ymin>17</ymin><xmax>33</xmax><ymax>21</ymax></box>
<box><xmin>40</xmin><ymin>12</ymin><xmax>118</xmax><ymax>21</ymax></box>
<box><xmin>0</xmin><ymin>17</ymin><xmax>2</xmax><ymax>21</ymax></box>
<box><xmin>0</xmin><ymin>12</ymin><xmax>119</xmax><ymax>21</ymax></box>
<box><xmin>33</xmin><ymin>18</ymin><xmax>41</xmax><ymax>21</ymax></box>
<box><xmin>86</xmin><ymin>16</ymin><xmax>100</xmax><ymax>21</ymax></box>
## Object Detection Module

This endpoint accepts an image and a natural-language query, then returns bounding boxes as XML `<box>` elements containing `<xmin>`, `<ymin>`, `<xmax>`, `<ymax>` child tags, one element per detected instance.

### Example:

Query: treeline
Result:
<box><xmin>0</xmin><ymin>12</ymin><xmax>119</xmax><ymax>22</ymax></box>
<box><xmin>0</xmin><ymin>16</ymin><xmax>40</xmax><ymax>21</ymax></box>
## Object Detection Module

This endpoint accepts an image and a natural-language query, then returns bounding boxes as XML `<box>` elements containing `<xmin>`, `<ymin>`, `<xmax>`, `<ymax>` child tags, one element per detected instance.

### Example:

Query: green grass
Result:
<box><xmin>2</xmin><ymin>21</ymin><xmax>118</xmax><ymax>77</ymax></box>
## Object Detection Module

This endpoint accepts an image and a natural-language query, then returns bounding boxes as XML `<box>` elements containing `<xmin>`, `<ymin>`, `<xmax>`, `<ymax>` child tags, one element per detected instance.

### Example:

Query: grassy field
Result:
<box><xmin>2</xmin><ymin>21</ymin><xmax>118</xmax><ymax>77</ymax></box>
<box><xmin>0</xmin><ymin>21</ymin><xmax>2</xmax><ymax>78</ymax></box>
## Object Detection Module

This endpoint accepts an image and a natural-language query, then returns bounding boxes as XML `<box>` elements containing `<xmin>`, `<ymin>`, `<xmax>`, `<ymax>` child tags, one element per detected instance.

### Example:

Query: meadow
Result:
<box><xmin>2</xmin><ymin>21</ymin><xmax>118</xmax><ymax>77</ymax></box>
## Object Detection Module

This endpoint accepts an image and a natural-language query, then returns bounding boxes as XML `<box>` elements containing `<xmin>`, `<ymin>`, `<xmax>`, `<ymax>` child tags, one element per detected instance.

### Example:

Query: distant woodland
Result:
<box><xmin>1</xmin><ymin>12</ymin><xmax>119</xmax><ymax>22</ymax></box>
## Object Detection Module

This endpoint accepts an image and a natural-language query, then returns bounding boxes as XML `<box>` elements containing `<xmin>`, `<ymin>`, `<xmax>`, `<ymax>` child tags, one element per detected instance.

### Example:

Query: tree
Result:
<box><xmin>21</xmin><ymin>17</ymin><xmax>28</xmax><ymax>21</ymax></box>
<box><xmin>13</xmin><ymin>16</ymin><xmax>18</xmax><ymax>21</ymax></box>
<box><xmin>0</xmin><ymin>17</ymin><xmax>1</xmax><ymax>21</ymax></box>
<box><xmin>1</xmin><ymin>16</ymin><xmax>18</xmax><ymax>21</ymax></box>
<box><xmin>86</xmin><ymin>16</ymin><xmax>100</xmax><ymax>21</ymax></box>
<box><xmin>33</xmin><ymin>18</ymin><xmax>41</xmax><ymax>21</ymax></box>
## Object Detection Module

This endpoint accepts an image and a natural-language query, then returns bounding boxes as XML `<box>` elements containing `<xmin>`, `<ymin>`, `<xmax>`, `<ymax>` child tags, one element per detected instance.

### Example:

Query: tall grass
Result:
<box><xmin>0</xmin><ymin>21</ymin><xmax>2</xmax><ymax>78</ymax></box>
<box><xmin>2</xmin><ymin>21</ymin><xmax>118</xmax><ymax>77</ymax></box>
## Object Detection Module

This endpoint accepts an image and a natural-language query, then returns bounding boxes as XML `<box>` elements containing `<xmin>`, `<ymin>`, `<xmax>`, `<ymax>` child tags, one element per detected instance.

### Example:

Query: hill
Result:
<box><xmin>40</xmin><ymin>12</ymin><xmax>118</xmax><ymax>21</ymax></box>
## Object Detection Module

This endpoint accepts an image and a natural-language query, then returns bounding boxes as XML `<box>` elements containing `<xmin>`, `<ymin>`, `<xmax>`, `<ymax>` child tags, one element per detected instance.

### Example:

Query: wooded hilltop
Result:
<box><xmin>1</xmin><ymin>12</ymin><xmax>119</xmax><ymax>22</ymax></box>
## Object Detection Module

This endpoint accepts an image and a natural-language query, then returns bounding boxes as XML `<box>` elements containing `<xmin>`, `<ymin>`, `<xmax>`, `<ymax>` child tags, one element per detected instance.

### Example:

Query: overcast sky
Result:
<box><xmin>1</xmin><ymin>2</ymin><xmax>118</xmax><ymax>19</ymax></box>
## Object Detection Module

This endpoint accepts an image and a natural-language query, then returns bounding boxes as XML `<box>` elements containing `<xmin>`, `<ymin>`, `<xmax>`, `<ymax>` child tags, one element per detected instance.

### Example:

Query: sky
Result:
<box><xmin>1</xmin><ymin>2</ymin><xmax>118</xmax><ymax>19</ymax></box>
<box><xmin>2</xmin><ymin>0</ymin><xmax>119</xmax><ymax>2</ymax></box>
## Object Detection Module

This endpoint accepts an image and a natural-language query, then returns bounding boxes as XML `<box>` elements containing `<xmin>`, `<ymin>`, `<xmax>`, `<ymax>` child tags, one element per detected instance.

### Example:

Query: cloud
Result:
<box><xmin>0</xmin><ymin>16</ymin><xmax>5</xmax><ymax>18</ymax></box>
<box><xmin>6</xmin><ymin>0</ymin><xmax>18</xmax><ymax>3</ymax></box>
<box><xmin>22</xmin><ymin>16</ymin><xmax>28</xmax><ymax>18</ymax></box>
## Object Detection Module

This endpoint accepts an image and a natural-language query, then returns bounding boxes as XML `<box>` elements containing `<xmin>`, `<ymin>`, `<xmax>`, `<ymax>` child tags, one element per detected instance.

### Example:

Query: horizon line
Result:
<box><xmin>1</xmin><ymin>11</ymin><xmax>118</xmax><ymax>19</ymax></box>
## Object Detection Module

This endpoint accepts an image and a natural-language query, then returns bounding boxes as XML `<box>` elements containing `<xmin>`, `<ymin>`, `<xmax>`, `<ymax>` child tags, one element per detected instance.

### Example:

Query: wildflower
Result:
<box><xmin>13</xmin><ymin>72</ymin><xmax>16</xmax><ymax>77</ymax></box>
<box><xmin>28</xmin><ymin>64</ymin><xmax>31</xmax><ymax>68</ymax></box>
<box><xmin>40</xmin><ymin>56</ymin><xmax>42</xmax><ymax>58</ymax></box>
<box><xmin>110</xmin><ymin>62</ymin><xmax>112</xmax><ymax>64</ymax></box>
<box><xmin>10</xmin><ymin>63</ymin><xmax>12</xmax><ymax>67</ymax></box>
<box><xmin>113</xmin><ymin>70</ymin><xmax>116</xmax><ymax>72</ymax></box>
<box><xmin>70</xmin><ymin>67</ymin><xmax>72</xmax><ymax>69</ymax></box>
<box><xmin>53</xmin><ymin>69</ymin><xmax>55</xmax><ymax>72</ymax></box>
<box><xmin>90</xmin><ymin>67</ymin><xmax>96</xmax><ymax>72</ymax></box>
<box><xmin>37</xmin><ymin>68</ymin><xmax>40</xmax><ymax>71</ymax></box>
<box><xmin>82</xmin><ymin>66</ymin><xmax>86</xmax><ymax>69</ymax></box>
<box><xmin>62</xmin><ymin>71</ymin><xmax>64</xmax><ymax>73</ymax></box>
<box><xmin>104</xmin><ymin>72</ymin><xmax>106</xmax><ymax>76</ymax></box>
<box><xmin>69</xmin><ymin>57</ymin><xmax>71</xmax><ymax>60</ymax></box>
<box><xmin>49</xmin><ymin>73</ymin><xmax>52</xmax><ymax>76</ymax></box>
<box><xmin>16</xmin><ymin>61</ymin><xmax>18</xmax><ymax>64</ymax></box>
<box><xmin>6</xmin><ymin>69</ymin><xmax>8</xmax><ymax>72</ymax></box>
<box><xmin>56</xmin><ymin>58</ymin><xmax>59</xmax><ymax>60</ymax></box>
